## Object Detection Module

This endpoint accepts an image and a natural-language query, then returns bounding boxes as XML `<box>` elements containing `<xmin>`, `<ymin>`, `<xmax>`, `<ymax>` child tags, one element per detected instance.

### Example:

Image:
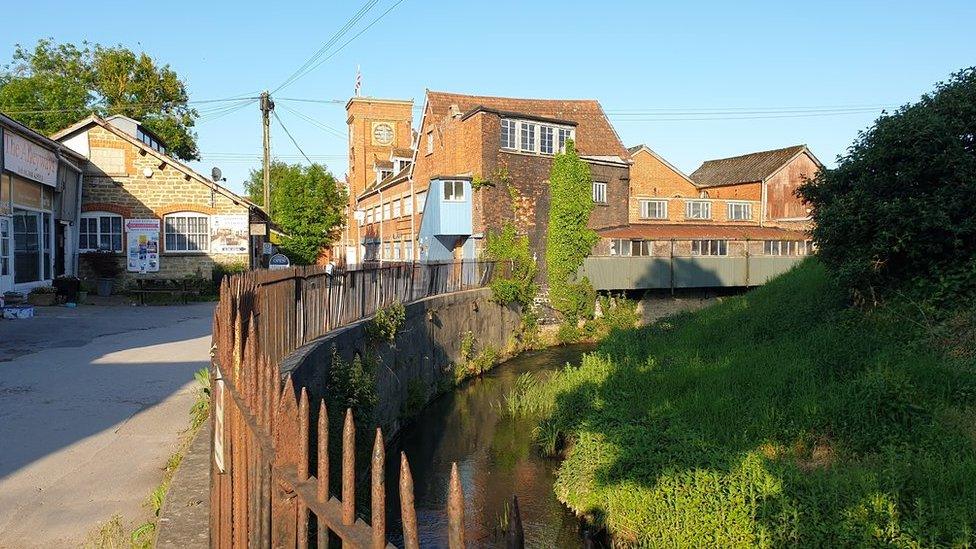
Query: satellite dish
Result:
<box><xmin>211</xmin><ymin>167</ymin><xmax>223</xmax><ymax>182</ymax></box>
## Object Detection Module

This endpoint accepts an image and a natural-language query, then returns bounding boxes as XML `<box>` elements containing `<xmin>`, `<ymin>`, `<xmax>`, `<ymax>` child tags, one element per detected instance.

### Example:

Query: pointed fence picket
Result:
<box><xmin>210</xmin><ymin>261</ymin><xmax>523</xmax><ymax>548</ymax></box>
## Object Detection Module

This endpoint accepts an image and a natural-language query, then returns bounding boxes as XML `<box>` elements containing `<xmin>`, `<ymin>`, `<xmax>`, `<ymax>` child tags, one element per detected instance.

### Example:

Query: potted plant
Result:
<box><xmin>82</xmin><ymin>251</ymin><xmax>123</xmax><ymax>297</ymax></box>
<box><xmin>28</xmin><ymin>286</ymin><xmax>58</xmax><ymax>306</ymax></box>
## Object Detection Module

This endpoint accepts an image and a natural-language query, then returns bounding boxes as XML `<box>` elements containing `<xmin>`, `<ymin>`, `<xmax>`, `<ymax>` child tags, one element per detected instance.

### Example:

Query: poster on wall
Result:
<box><xmin>125</xmin><ymin>219</ymin><xmax>160</xmax><ymax>273</ymax></box>
<box><xmin>211</xmin><ymin>215</ymin><xmax>249</xmax><ymax>254</ymax></box>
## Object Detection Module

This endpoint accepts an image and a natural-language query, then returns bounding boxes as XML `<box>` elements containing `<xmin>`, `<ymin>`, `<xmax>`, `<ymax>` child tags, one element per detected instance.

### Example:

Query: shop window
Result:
<box><xmin>80</xmin><ymin>212</ymin><xmax>123</xmax><ymax>252</ymax></box>
<box><xmin>0</xmin><ymin>218</ymin><xmax>9</xmax><ymax>276</ymax></box>
<box><xmin>13</xmin><ymin>210</ymin><xmax>51</xmax><ymax>283</ymax></box>
<box><xmin>164</xmin><ymin>212</ymin><xmax>210</xmax><ymax>253</ymax></box>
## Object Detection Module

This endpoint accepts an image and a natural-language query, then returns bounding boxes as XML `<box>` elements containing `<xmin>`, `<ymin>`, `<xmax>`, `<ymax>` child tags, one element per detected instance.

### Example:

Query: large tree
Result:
<box><xmin>0</xmin><ymin>38</ymin><xmax>200</xmax><ymax>160</ymax></box>
<box><xmin>799</xmin><ymin>67</ymin><xmax>976</xmax><ymax>304</ymax></box>
<box><xmin>245</xmin><ymin>161</ymin><xmax>347</xmax><ymax>265</ymax></box>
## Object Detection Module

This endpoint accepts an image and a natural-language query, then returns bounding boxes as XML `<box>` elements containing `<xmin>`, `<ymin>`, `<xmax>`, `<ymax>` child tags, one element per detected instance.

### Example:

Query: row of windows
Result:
<box><xmin>366</xmin><ymin>239</ymin><xmax>415</xmax><ymax>261</ymax></box>
<box><xmin>637</xmin><ymin>199</ymin><xmax>753</xmax><ymax>221</ymax></box>
<box><xmin>79</xmin><ymin>212</ymin><xmax>213</xmax><ymax>253</ymax></box>
<box><xmin>500</xmin><ymin>119</ymin><xmax>575</xmax><ymax>155</ymax></box>
<box><xmin>365</xmin><ymin>192</ymin><xmax>426</xmax><ymax>225</ymax></box>
<box><xmin>609</xmin><ymin>239</ymin><xmax>814</xmax><ymax>257</ymax></box>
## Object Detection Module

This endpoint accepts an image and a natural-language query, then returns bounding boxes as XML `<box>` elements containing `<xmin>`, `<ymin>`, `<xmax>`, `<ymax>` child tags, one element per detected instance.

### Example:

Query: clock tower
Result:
<box><xmin>343</xmin><ymin>97</ymin><xmax>414</xmax><ymax>261</ymax></box>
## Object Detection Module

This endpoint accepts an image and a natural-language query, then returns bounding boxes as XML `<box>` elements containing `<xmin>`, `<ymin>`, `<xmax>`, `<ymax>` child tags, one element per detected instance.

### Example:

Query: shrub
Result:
<box><xmin>799</xmin><ymin>67</ymin><xmax>976</xmax><ymax>305</ymax></box>
<box><xmin>328</xmin><ymin>348</ymin><xmax>377</xmax><ymax>427</ymax></box>
<box><xmin>484</xmin><ymin>223</ymin><xmax>537</xmax><ymax>307</ymax></box>
<box><xmin>365</xmin><ymin>301</ymin><xmax>406</xmax><ymax>344</ymax></box>
<box><xmin>82</xmin><ymin>250</ymin><xmax>123</xmax><ymax>278</ymax></box>
<box><xmin>212</xmin><ymin>261</ymin><xmax>247</xmax><ymax>287</ymax></box>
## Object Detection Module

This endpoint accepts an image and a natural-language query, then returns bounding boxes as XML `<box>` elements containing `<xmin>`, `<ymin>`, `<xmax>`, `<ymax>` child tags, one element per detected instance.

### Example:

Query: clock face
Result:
<box><xmin>372</xmin><ymin>122</ymin><xmax>394</xmax><ymax>145</ymax></box>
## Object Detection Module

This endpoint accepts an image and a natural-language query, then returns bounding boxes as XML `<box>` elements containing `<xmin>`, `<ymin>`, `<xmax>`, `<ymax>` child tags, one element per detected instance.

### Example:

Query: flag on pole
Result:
<box><xmin>354</xmin><ymin>66</ymin><xmax>362</xmax><ymax>97</ymax></box>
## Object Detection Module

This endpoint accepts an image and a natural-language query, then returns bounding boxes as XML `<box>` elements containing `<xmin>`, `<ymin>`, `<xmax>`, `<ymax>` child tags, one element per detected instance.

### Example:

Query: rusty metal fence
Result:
<box><xmin>210</xmin><ymin>260</ymin><xmax>520</xmax><ymax>548</ymax></box>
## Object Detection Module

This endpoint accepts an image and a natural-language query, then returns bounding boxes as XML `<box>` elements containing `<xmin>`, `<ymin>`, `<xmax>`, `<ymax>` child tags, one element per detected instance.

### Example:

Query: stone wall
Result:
<box><xmin>280</xmin><ymin>288</ymin><xmax>522</xmax><ymax>436</ymax></box>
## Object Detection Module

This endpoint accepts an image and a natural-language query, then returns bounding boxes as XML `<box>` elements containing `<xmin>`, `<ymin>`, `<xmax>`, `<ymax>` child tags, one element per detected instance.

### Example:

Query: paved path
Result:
<box><xmin>0</xmin><ymin>303</ymin><xmax>215</xmax><ymax>548</ymax></box>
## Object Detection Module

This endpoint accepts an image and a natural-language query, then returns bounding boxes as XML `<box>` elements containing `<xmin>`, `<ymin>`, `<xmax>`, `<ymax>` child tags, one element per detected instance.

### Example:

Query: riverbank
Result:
<box><xmin>506</xmin><ymin>259</ymin><xmax>976</xmax><ymax>546</ymax></box>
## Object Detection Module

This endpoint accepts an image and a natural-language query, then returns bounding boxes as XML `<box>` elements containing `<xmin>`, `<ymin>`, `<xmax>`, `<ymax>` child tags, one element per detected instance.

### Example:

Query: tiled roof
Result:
<box><xmin>391</xmin><ymin>147</ymin><xmax>413</xmax><ymax>159</ymax></box>
<box><xmin>598</xmin><ymin>223</ymin><xmax>809</xmax><ymax>241</ymax></box>
<box><xmin>690</xmin><ymin>145</ymin><xmax>808</xmax><ymax>188</ymax></box>
<box><xmin>426</xmin><ymin>90</ymin><xmax>629</xmax><ymax>158</ymax></box>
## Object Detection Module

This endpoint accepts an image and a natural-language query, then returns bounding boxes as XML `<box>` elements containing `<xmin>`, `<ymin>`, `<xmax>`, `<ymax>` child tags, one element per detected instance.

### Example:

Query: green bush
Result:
<box><xmin>365</xmin><ymin>301</ymin><xmax>405</xmax><ymax>344</ymax></box>
<box><xmin>506</xmin><ymin>259</ymin><xmax>976</xmax><ymax>546</ymax></box>
<box><xmin>327</xmin><ymin>347</ymin><xmax>377</xmax><ymax>427</ymax></box>
<box><xmin>799</xmin><ymin>67</ymin><xmax>976</xmax><ymax>305</ymax></box>
<box><xmin>484</xmin><ymin>223</ymin><xmax>537</xmax><ymax>308</ymax></box>
<box><xmin>212</xmin><ymin>261</ymin><xmax>247</xmax><ymax>287</ymax></box>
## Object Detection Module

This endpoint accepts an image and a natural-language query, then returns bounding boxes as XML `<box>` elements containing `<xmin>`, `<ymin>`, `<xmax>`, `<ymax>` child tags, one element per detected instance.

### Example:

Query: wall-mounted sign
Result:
<box><xmin>248</xmin><ymin>222</ymin><xmax>267</xmax><ymax>236</ymax></box>
<box><xmin>125</xmin><ymin>219</ymin><xmax>160</xmax><ymax>273</ymax></box>
<box><xmin>3</xmin><ymin>131</ymin><xmax>58</xmax><ymax>187</ymax></box>
<box><xmin>268</xmin><ymin>253</ymin><xmax>291</xmax><ymax>270</ymax></box>
<box><xmin>210</xmin><ymin>215</ymin><xmax>249</xmax><ymax>254</ymax></box>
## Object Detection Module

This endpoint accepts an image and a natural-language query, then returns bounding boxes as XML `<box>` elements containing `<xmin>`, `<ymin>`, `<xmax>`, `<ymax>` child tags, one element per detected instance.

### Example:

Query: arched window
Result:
<box><xmin>164</xmin><ymin>212</ymin><xmax>210</xmax><ymax>253</ymax></box>
<box><xmin>79</xmin><ymin>211</ymin><xmax>123</xmax><ymax>252</ymax></box>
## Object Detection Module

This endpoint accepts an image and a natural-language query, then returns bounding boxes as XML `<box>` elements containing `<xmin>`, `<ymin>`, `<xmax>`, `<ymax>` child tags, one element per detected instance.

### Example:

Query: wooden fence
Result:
<box><xmin>210</xmin><ymin>261</ymin><xmax>523</xmax><ymax>548</ymax></box>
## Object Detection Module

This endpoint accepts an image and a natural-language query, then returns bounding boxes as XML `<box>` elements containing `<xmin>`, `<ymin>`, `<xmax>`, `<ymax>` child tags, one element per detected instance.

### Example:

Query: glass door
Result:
<box><xmin>0</xmin><ymin>217</ymin><xmax>12</xmax><ymax>292</ymax></box>
<box><xmin>13</xmin><ymin>210</ymin><xmax>41</xmax><ymax>284</ymax></box>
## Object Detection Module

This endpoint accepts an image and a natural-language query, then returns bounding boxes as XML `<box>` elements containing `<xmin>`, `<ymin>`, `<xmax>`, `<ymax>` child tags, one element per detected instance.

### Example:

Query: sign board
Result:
<box><xmin>268</xmin><ymin>253</ymin><xmax>291</xmax><ymax>270</ymax></box>
<box><xmin>249</xmin><ymin>222</ymin><xmax>267</xmax><ymax>236</ymax></box>
<box><xmin>262</xmin><ymin>242</ymin><xmax>274</xmax><ymax>255</ymax></box>
<box><xmin>125</xmin><ymin>219</ymin><xmax>160</xmax><ymax>273</ymax></box>
<box><xmin>3</xmin><ymin>131</ymin><xmax>58</xmax><ymax>187</ymax></box>
<box><xmin>210</xmin><ymin>215</ymin><xmax>249</xmax><ymax>254</ymax></box>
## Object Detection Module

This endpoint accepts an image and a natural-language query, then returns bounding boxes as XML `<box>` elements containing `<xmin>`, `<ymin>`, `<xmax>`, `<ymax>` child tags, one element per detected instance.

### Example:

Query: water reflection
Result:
<box><xmin>385</xmin><ymin>344</ymin><xmax>593</xmax><ymax>548</ymax></box>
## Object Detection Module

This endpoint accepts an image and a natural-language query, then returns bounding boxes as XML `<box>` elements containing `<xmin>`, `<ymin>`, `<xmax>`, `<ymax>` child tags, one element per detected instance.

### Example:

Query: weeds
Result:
<box><xmin>506</xmin><ymin>259</ymin><xmax>976</xmax><ymax>546</ymax></box>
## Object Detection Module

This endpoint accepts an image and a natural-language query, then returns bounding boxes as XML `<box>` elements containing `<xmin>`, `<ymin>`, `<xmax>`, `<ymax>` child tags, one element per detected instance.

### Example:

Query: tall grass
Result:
<box><xmin>507</xmin><ymin>259</ymin><xmax>976</xmax><ymax>546</ymax></box>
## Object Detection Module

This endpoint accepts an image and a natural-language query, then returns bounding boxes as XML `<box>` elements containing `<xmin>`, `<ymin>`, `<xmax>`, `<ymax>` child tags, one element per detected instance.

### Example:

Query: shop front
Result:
<box><xmin>1</xmin><ymin>116</ymin><xmax>84</xmax><ymax>294</ymax></box>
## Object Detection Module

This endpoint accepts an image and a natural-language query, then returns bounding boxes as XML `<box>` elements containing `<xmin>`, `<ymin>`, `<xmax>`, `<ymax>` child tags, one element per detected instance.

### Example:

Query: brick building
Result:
<box><xmin>596</xmin><ymin>144</ymin><xmax>821</xmax><ymax>258</ymax></box>
<box><xmin>54</xmin><ymin>115</ymin><xmax>270</xmax><ymax>284</ymax></box>
<box><xmin>347</xmin><ymin>91</ymin><xmax>631</xmax><ymax>273</ymax></box>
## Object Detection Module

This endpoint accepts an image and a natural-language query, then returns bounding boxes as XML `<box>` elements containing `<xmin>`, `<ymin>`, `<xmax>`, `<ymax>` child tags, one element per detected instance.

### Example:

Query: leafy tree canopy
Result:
<box><xmin>799</xmin><ymin>67</ymin><xmax>976</xmax><ymax>305</ymax></box>
<box><xmin>245</xmin><ymin>161</ymin><xmax>347</xmax><ymax>265</ymax></box>
<box><xmin>545</xmin><ymin>140</ymin><xmax>598</xmax><ymax>322</ymax></box>
<box><xmin>0</xmin><ymin>38</ymin><xmax>200</xmax><ymax>160</ymax></box>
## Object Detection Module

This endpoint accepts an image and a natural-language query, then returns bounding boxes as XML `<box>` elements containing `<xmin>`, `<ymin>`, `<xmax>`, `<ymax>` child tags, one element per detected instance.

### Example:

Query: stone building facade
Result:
<box><xmin>54</xmin><ymin>115</ymin><xmax>269</xmax><ymax>285</ymax></box>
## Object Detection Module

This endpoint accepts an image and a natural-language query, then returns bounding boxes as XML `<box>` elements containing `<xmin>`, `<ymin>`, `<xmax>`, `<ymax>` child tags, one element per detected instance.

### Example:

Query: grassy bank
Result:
<box><xmin>506</xmin><ymin>260</ymin><xmax>976</xmax><ymax>546</ymax></box>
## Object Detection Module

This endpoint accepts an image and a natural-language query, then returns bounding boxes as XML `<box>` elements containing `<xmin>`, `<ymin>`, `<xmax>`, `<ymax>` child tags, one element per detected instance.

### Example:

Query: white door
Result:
<box><xmin>0</xmin><ymin>217</ymin><xmax>13</xmax><ymax>292</ymax></box>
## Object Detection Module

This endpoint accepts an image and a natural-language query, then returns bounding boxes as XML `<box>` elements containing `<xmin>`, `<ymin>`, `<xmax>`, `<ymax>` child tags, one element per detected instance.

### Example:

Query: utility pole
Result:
<box><xmin>259</xmin><ymin>91</ymin><xmax>275</xmax><ymax>215</ymax></box>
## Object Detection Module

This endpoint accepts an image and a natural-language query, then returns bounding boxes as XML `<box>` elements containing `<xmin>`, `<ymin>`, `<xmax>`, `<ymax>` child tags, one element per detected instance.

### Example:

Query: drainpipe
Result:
<box><xmin>378</xmin><ymin>188</ymin><xmax>384</xmax><ymax>268</ymax></box>
<box><xmin>669</xmin><ymin>238</ymin><xmax>675</xmax><ymax>296</ymax></box>
<box><xmin>759</xmin><ymin>180</ymin><xmax>767</xmax><ymax>228</ymax></box>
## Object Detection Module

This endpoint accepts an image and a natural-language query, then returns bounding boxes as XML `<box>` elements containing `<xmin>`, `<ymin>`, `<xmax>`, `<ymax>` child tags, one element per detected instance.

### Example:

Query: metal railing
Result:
<box><xmin>210</xmin><ymin>260</ymin><xmax>522</xmax><ymax>548</ymax></box>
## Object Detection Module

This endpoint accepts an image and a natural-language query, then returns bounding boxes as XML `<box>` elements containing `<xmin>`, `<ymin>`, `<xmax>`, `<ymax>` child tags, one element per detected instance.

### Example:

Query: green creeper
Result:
<box><xmin>545</xmin><ymin>140</ymin><xmax>597</xmax><ymax>323</ymax></box>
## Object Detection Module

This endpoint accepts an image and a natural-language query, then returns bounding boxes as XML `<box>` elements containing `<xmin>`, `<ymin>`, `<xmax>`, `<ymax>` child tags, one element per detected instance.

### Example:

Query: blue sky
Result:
<box><xmin>4</xmin><ymin>0</ymin><xmax>975</xmax><ymax>194</ymax></box>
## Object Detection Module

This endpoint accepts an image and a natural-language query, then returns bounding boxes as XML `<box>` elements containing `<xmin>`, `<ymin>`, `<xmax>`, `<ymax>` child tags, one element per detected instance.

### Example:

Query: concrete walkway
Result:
<box><xmin>0</xmin><ymin>303</ymin><xmax>215</xmax><ymax>548</ymax></box>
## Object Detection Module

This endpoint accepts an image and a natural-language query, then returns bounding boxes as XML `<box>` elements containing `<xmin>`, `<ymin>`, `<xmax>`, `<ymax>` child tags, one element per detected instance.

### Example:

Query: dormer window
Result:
<box><xmin>136</xmin><ymin>128</ymin><xmax>165</xmax><ymax>154</ymax></box>
<box><xmin>500</xmin><ymin>118</ymin><xmax>575</xmax><ymax>156</ymax></box>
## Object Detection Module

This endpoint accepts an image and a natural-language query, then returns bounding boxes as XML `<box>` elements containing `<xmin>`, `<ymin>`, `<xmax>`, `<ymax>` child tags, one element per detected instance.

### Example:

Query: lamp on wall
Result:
<box><xmin>142</xmin><ymin>167</ymin><xmax>153</xmax><ymax>178</ymax></box>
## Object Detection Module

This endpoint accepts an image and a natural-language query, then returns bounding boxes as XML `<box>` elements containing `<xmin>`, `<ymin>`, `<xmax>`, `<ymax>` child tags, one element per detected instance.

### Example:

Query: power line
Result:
<box><xmin>277</xmin><ymin>103</ymin><xmax>346</xmax><ymax>139</ymax></box>
<box><xmin>1</xmin><ymin>95</ymin><xmax>261</xmax><ymax>116</ymax></box>
<box><xmin>272</xmin><ymin>110</ymin><xmax>314</xmax><ymax>164</ymax></box>
<box><xmin>280</xmin><ymin>0</ymin><xmax>408</xmax><ymax>93</ymax></box>
<box><xmin>272</xmin><ymin>0</ymin><xmax>379</xmax><ymax>93</ymax></box>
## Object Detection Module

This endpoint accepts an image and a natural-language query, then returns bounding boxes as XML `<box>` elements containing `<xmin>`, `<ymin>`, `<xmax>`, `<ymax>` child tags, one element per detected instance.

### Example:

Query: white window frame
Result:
<box><xmin>79</xmin><ymin>211</ymin><xmax>124</xmax><ymax>252</ymax></box>
<box><xmin>691</xmin><ymin>239</ymin><xmax>728</xmax><ymax>256</ymax></box>
<box><xmin>639</xmin><ymin>199</ymin><xmax>668</xmax><ymax>220</ymax></box>
<box><xmin>416</xmin><ymin>191</ymin><xmax>427</xmax><ymax>213</ymax></box>
<box><xmin>685</xmin><ymin>200</ymin><xmax>712</xmax><ymax>220</ymax></box>
<box><xmin>557</xmin><ymin>128</ymin><xmax>574</xmax><ymax>152</ymax></box>
<box><xmin>539</xmin><ymin>125</ymin><xmax>554</xmax><ymax>154</ymax></box>
<box><xmin>443</xmin><ymin>180</ymin><xmax>465</xmax><ymax>202</ymax></box>
<box><xmin>519</xmin><ymin>122</ymin><xmax>536</xmax><ymax>153</ymax></box>
<box><xmin>501</xmin><ymin>119</ymin><xmax>517</xmax><ymax>150</ymax></box>
<box><xmin>727</xmin><ymin>201</ymin><xmax>752</xmax><ymax>221</ymax></box>
<box><xmin>366</xmin><ymin>208</ymin><xmax>374</xmax><ymax>224</ymax></box>
<box><xmin>610</xmin><ymin>238</ymin><xmax>631</xmax><ymax>257</ymax></box>
<box><xmin>404</xmin><ymin>194</ymin><xmax>413</xmax><ymax>215</ymax></box>
<box><xmin>592</xmin><ymin>181</ymin><xmax>608</xmax><ymax>204</ymax></box>
<box><xmin>426</xmin><ymin>131</ymin><xmax>434</xmax><ymax>155</ymax></box>
<box><xmin>383</xmin><ymin>202</ymin><xmax>391</xmax><ymax>221</ymax></box>
<box><xmin>164</xmin><ymin>212</ymin><xmax>210</xmax><ymax>254</ymax></box>
<box><xmin>392</xmin><ymin>198</ymin><xmax>401</xmax><ymax>218</ymax></box>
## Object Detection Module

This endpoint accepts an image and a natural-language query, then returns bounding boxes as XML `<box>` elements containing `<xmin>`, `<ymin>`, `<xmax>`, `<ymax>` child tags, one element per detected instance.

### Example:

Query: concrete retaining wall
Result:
<box><xmin>281</xmin><ymin>288</ymin><xmax>521</xmax><ymax>435</ymax></box>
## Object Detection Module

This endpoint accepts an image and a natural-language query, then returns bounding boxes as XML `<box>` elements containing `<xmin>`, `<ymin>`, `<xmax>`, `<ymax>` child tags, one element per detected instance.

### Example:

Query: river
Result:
<box><xmin>384</xmin><ymin>344</ymin><xmax>595</xmax><ymax>548</ymax></box>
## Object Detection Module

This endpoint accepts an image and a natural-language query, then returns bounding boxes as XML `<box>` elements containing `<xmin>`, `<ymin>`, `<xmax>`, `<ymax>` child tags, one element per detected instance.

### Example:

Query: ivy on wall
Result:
<box><xmin>545</xmin><ymin>141</ymin><xmax>597</xmax><ymax>323</ymax></box>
